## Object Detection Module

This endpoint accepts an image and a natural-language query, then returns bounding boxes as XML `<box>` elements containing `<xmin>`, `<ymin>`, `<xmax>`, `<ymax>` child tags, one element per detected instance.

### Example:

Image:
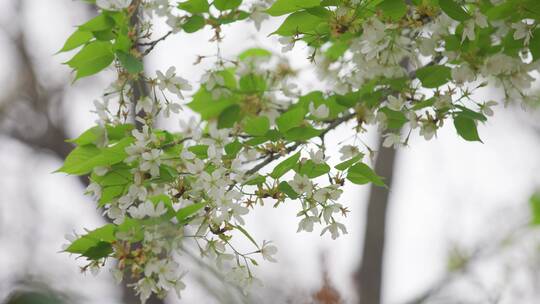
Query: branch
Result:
<box><xmin>244</xmin><ymin>111</ymin><xmax>357</xmax><ymax>177</ymax></box>
<box><xmin>402</xmin><ymin>225</ymin><xmax>528</xmax><ymax>304</ymax></box>
<box><xmin>141</xmin><ymin>31</ymin><xmax>173</xmax><ymax>56</ymax></box>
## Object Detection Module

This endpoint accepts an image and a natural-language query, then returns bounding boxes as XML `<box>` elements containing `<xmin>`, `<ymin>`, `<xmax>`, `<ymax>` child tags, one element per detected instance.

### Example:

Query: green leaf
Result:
<box><xmin>244</xmin><ymin>116</ymin><xmax>270</xmax><ymax>136</ymax></box>
<box><xmin>335</xmin><ymin>154</ymin><xmax>363</xmax><ymax>171</ymax></box>
<box><xmin>117</xmin><ymin>218</ymin><xmax>144</xmax><ymax>242</ymax></box>
<box><xmin>183</xmin><ymin>15</ymin><xmax>206</xmax><ymax>33</ymax></box>
<box><xmin>154</xmin><ymin>165</ymin><xmax>179</xmax><ymax>184</ymax></box>
<box><xmin>114</xmin><ymin>33</ymin><xmax>132</xmax><ymax>53</ymax></box>
<box><xmin>485</xmin><ymin>2</ymin><xmax>516</xmax><ymax>21</ymax></box>
<box><xmin>270</xmin><ymin>152</ymin><xmax>301</xmax><ymax>179</ymax></box>
<box><xmin>415</xmin><ymin>65</ymin><xmax>452</xmax><ymax>88</ymax></box>
<box><xmin>266</xmin><ymin>0</ymin><xmax>321</xmax><ymax>16</ymax></box>
<box><xmin>245</xmin><ymin>137</ymin><xmax>268</xmax><ymax>146</ymax></box>
<box><xmin>58</xmin><ymin>137</ymin><xmax>134</xmax><ymax>175</ymax></box>
<box><xmin>178</xmin><ymin>0</ymin><xmax>209</xmax><ymax>14</ymax></box>
<box><xmin>278</xmin><ymin>181</ymin><xmax>299</xmax><ymax>199</ymax></box>
<box><xmin>83</xmin><ymin>241</ymin><xmax>113</xmax><ymax>260</ymax></box>
<box><xmin>444</xmin><ymin>35</ymin><xmax>461</xmax><ymax>51</ymax></box>
<box><xmin>176</xmin><ymin>203</ymin><xmax>205</xmax><ymax>223</ymax></box>
<box><xmin>439</xmin><ymin>0</ymin><xmax>471</xmax><ymax>21</ymax></box>
<box><xmin>217</xmin><ymin>9</ymin><xmax>250</xmax><ymax>24</ymax></box>
<box><xmin>65</xmin><ymin>224</ymin><xmax>115</xmax><ymax>257</ymax></box>
<box><xmin>218</xmin><ymin>104</ymin><xmax>241</xmax><ymax>129</ymax></box>
<box><xmin>530</xmin><ymin>192</ymin><xmax>540</xmax><ymax>225</ymax></box>
<box><xmin>106</xmin><ymin>124</ymin><xmax>135</xmax><ymax>140</ymax></box>
<box><xmin>273</xmin><ymin>11</ymin><xmax>327</xmax><ymax>36</ymax></box>
<box><xmin>529</xmin><ymin>28</ymin><xmax>540</xmax><ymax>61</ymax></box>
<box><xmin>79</xmin><ymin>14</ymin><xmax>114</xmax><ymax>32</ymax></box>
<box><xmin>244</xmin><ymin>174</ymin><xmax>266</xmax><ymax>185</ymax></box>
<box><xmin>295</xmin><ymin>160</ymin><xmax>330</xmax><ymax>178</ymax></box>
<box><xmin>325</xmin><ymin>40</ymin><xmax>349</xmax><ymax>60</ymax></box>
<box><xmin>276</xmin><ymin>107</ymin><xmax>306</xmax><ymax>132</ymax></box>
<box><xmin>239</xmin><ymin>74</ymin><xmax>267</xmax><ymax>92</ymax></box>
<box><xmin>379</xmin><ymin>107</ymin><xmax>408</xmax><ymax>130</ymax></box>
<box><xmin>188</xmin><ymin>145</ymin><xmax>209</xmax><ymax>159</ymax></box>
<box><xmin>214</xmin><ymin>0</ymin><xmax>242</xmax><ymax>11</ymax></box>
<box><xmin>57</xmin><ymin>145</ymin><xmax>101</xmax><ymax>173</ymax></box>
<box><xmin>98</xmin><ymin>185</ymin><xmax>125</xmax><ymax>207</ymax></box>
<box><xmin>412</xmin><ymin>98</ymin><xmax>435</xmax><ymax>110</ymax></box>
<box><xmin>93</xmin><ymin>28</ymin><xmax>115</xmax><ymax>41</ymax></box>
<box><xmin>225</xmin><ymin>140</ymin><xmax>243</xmax><ymax>156</ymax></box>
<box><xmin>377</xmin><ymin>0</ymin><xmax>407</xmax><ymax>20</ymax></box>
<box><xmin>454</xmin><ymin>105</ymin><xmax>487</xmax><ymax>122</ymax></box>
<box><xmin>67</xmin><ymin>126</ymin><xmax>106</xmax><ymax>146</ymax></box>
<box><xmin>453</xmin><ymin>114</ymin><xmax>482</xmax><ymax>142</ymax></box>
<box><xmin>58</xmin><ymin>29</ymin><xmax>93</xmax><ymax>53</ymax></box>
<box><xmin>284</xmin><ymin>126</ymin><xmax>322</xmax><ymax>141</ymax></box>
<box><xmin>116</xmin><ymin>51</ymin><xmax>143</xmax><ymax>74</ymax></box>
<box><xmin>66</xmin><ymin>41</ymin><xmax>114</xmax><ymax>80</ymax></box>
<box><xmin>188</xmin><ymin>87</ymin><xmax>236</xmax><ymax>120</ymax></box>
<box><xmin>92</xmin><ymin>166</ymin><xmax>132</xmax><ymax>186</ymax></box>
<box><xmin>238</xmin><ymin>48</ymin><xmax>272</xmax><ymax>61</ymax></box>
<box><xmin>265</xmin><ymin>129</ymin><xmax>281</xmax><ymax>142</ymax></box>
<box><xmin>347</xmin><ymin>163</ymin><xmax>385</xmax><ymax>186</ymax></box>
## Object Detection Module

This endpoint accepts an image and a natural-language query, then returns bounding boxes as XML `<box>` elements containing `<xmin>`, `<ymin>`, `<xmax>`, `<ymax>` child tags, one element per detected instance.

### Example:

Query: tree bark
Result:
<box><xmin>355</xmin><ymin>139</ymin><xmax>398</xmax><ymax>304</ymax></box>
<box><xmin>0</xmin><ymin>1</ymin><xmax>164</xmax><ymax>303</ymax></box>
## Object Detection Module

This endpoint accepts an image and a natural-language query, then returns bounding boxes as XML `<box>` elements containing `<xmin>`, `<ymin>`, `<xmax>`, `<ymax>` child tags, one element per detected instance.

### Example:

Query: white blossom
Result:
<box><xmin>479</xmin><ymin>101</ymin><xmax>497</xmax><ymax>117</ymax></box>
<box><xmin>179</xmin><ymin>116</ymin><xmax>202</xmax><ymax>140</ymax></box>
<box><xmin>281</xmin><ymin>81</ymin><xmax>299</xmax><ymax>98</ymax></box>
<box><xmin>382</xmin><ymin>133</ymin><xmax>402</xmax><ymax>149</ymax></box>
<box><xmin>322</xmin><ymin>204</ymin><xmax>342</xmax><ymax>224</ymax></box>
<box><xmin>297</xmin><ymin>216</ymin><xmax>319</xmax><ymax>233</ymax></box>
<box><xmin>309</xmin><ymin>102</ymin><xmax>330</xmax><ymax>119</ymax></box>
<box><xmin>249</xmin><ymin>2</ymin><xmax>269</xmax><ymax>31</ymax></box>
<box><xmin>339</xmin><ymin>145</ymin><xmax>360</xmax><ymax>160</ymax></box>
<box><xmin>420</xmin><ymin>122</ymin><xmax>437</xmax><ymax>140</ymax></box>
<box><xmin>156</xmin><ymin>67</ymin><xmax>192</xmax><ymax>98</ymax></box>
<box><xmin>462</xmin><ymin>10</ymin><xmax>488</xmax><ymax>42</ymax></box>
<box><xmin>511</xmin><ymin>22</ymin><xmax>532</xmax><ymax>45</ymax></box>
<box><xmin>128</xmin><ymin>201</ymin><xmax>167</xmax><ymax>219</ymax></box>
<box><xmin>107</xmin><ymin>205</ymin><xmax>125</xmax><ymax>224</ymax></box>
<box><xmin>136</xmin><ymin>96</ymin><xmax>154</xmax><ymax>114</ymax></box>
<box><xmin>201</xmin><ymin>71</ymin><xmax>225</xmax><ymax>91</ymax></box>
<box><xmin>308</xmin><ymin>149</ymin><xmax>327</xmax><ymax>164</ymax></box>
<box><xmin>260</xmin><ymin>240</ymin><xmax>278</xmax><ymax>263</ymax></box>
<box><xmin>387</xmin><ymin>95</ymin><xmax>404</xmax><ymax>111</ymax></box>
<box><xmin>140</xmin><ymin>149</ymin><xmax>162</xmax><ymax>177</ymax></box>
<box><xmin>321</xmin><ymin>222</ymin><xmax>348</xmax><ymax>239</ymax></box>
<box><xmin>313</xmin><ymin>186</ymin><xmax>342</xmax><ymax>203</ymax></box>
<box><xmin>136</xmin><ymin>277</ymin><xmax>155</xmax><ymax>304</ymax></box>
<box><xmin>278</xmin><ymin>36</ymin><xmax>295</xmax><ymax>53</ymax></box>
<box><xmin>92</xmin><ymin>99</ymin><xmax>109</xmax><ymax>122</ymax></box>
<box><xmin>289</xmin><ymin>174</ymin><xmax>313</xmax><ymax>195</ymax></box>
<box><xmin>452</xmin><ymin>64</ymin><xmax>476</xmax><ymax>85</ymax></box>
<box><xmin>85</xmin><ymin>182</ymin><xmax>101</xmax><ymax>200</ymax></box>
<box><xmin>164</xmin><ymin>102</ymin><xmax>181</xmax><ymax>117</ymax></box>
<box><xmin>186</xmin><ymin>158</ymin><xmax>205</xmax><ymax>174</ymax></box>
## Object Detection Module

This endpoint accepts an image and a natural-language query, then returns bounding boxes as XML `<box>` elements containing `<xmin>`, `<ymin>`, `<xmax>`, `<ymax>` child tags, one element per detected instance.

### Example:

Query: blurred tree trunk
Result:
<box><xmin>0</xmin><ymin>1</ymin><xmax>164</xmax><ymax>303</ymax></box>
<box><xmin>354</xmin><ymin>139</ymin><xmax>398</xmax><ymax>304</ymax></box>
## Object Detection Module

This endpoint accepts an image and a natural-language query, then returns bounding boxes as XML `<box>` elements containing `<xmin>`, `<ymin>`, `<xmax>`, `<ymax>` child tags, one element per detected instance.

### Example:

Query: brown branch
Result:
<box><xmin>141</xmin><ymin>30</ymin><xmax>173</xmax><ymax>56</ymax></box>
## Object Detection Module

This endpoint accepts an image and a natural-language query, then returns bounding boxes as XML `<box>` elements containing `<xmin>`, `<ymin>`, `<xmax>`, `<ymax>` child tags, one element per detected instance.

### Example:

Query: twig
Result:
<box><xmin>141</xmin><ymin>31</ymin><xmax>173</xmax><ymax>56</ymax></box>
<box><xmin>244</xmin><ymin>111</ymin><xmax>357</xmax><ymax>177</ymax></box>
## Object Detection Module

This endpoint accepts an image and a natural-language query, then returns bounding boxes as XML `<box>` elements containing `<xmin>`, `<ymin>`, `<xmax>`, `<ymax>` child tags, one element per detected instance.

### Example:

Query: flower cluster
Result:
<box><xmin>59</xmin><ymin>0</ymin><xmax>539</xmax><ymax>302</ymax></box>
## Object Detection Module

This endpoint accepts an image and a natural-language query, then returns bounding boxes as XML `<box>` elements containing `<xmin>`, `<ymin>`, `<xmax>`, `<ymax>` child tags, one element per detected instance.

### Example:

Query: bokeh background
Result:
<box><xmin>1</xmin><ymin>0</ymin><xmax>540</xmax><ymax>303</ymax></box>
